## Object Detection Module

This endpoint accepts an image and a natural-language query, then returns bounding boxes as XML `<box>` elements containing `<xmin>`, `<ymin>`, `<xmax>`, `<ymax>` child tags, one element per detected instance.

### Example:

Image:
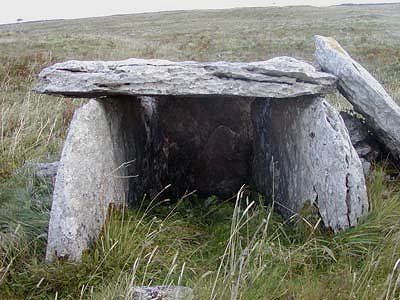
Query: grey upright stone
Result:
<box><xmin>252</xmin><ymin>97</ymin><xmax>368</xmax><ymax>232</ymax></box>
<box><xmin>315</xmin><ymin>35</ymin><xmax>400</xmax><ymax>162</ymax></box>
<box><xmin>46</xmin><ymin>100</ymin><xmax>126</xmax><ymax>261</ymax></box>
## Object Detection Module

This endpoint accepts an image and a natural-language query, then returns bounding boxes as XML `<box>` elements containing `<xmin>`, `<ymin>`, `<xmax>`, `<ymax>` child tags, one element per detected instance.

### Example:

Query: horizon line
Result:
<box><xmin>1</xmin><ymin>2</ymin><xmax>399</xmax><ymax>26</ymax></box>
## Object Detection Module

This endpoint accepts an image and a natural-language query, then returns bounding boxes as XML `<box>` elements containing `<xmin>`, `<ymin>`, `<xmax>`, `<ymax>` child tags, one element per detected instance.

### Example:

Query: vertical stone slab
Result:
<box><xmin>156</xmin><ymin>96</ymin><xmax>252</xmax><ymax>198</ymax></box>
<box><xmin>46</xmin><ymin>99</ymin><xmax>126</xmax><ymax>261</ymax></box>
<box><xmin>105</xmin><ymin>96</ymin><xmax>167</xmax><ymax>206</ymax></box>
<box><xmin>252</xmin><ymin>96</ymin><xmax>368</xmax><ymax>232</ymax></box>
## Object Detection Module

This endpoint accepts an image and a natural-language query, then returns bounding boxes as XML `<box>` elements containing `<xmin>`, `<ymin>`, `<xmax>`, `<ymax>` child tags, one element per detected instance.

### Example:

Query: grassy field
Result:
<box><xmin>0</xmin><ymin>3</ymin><xmax>400</xmax><ymax>299</ymax></box>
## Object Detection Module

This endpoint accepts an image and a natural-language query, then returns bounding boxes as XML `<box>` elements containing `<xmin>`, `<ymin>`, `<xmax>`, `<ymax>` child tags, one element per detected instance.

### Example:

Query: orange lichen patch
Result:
<box><xmin>325</xmin><ymin>37</ymin><xmax>349</xmax><ymax>56</ymax></box>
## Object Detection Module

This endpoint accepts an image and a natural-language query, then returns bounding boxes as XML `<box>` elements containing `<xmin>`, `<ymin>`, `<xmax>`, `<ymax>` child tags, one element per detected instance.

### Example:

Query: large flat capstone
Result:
<box><xmin>315</xmin><ymin>35</ymin><xmax>400</xmax><ymax>162</ymax></box>
<box><xmin>35</xmin><ymin>56</ymin><xmax>369</xmax><ymax>261</ymax></box>
<box><xmin>34</xmin><ymin>56</ymin><xmax>337</xmax><ymax>99</ymax></box>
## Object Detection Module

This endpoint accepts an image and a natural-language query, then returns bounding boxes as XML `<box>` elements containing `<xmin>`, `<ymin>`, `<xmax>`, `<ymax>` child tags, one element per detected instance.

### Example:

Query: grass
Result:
<box><xmin>0</xmin><ymin>3</ymin><xmax>399</xmax><ymax>299</ymax></box>
<box><xmin>0</xmin><ymin>169</ymin><xmax>400</xmax><ymax>299</ymax></box>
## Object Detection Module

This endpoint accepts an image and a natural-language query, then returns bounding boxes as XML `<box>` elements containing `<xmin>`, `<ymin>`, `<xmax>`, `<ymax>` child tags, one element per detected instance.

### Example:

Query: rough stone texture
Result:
<box><xmin>156</xmin><ymin>96</ymin><xmax>252</xmax><ymax>198</ymax></box>
<box><xmin>46</xmin><ymin>100</ymin><xmax>127</xmax><ymax>261</ymax></box>
<box><xmin>130</xmin><ymin>286</ymin><xmax>193</xmax><ymax>300</ymax></box>
<box><xmin>34</xmin><ymin>56</ymin><xmax>337</xmax><ymax>99</ymax></box>
<box><xmin>103</xmin><ymin>96</ymin><xmax>167</xmax><ymax>205</ymax></box>
<box><xmin>315</xmin><ymin>35</ymin><xmax>400</xmax><ymax>162</ymax></box>
<box><xmin>16</xmin><ymin>161</ymin><xmax>59</xmax><ymax>183</ymax></box>
<box><xmin>34</xmin><ymin>161</ymin><xmax>59</xmax><ymax>182</ymax></box>
<box><xmin>252</xmin><ymin>97</ymin><xmax>368</xmax><ymax>232</ymax></box>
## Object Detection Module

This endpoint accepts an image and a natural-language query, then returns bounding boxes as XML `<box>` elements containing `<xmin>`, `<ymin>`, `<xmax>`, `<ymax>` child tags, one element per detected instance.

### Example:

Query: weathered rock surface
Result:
<box><xmin>34</xmin><ymin>161</ymin><xmax>59</xmax><ymax>182</ymax></box>
<box><xmin>46</xmin><ymin>100</ymin><xmax>127</xmax><ymax>261</ymax></box>
<box><xmin>34</xmin><ymin>56</ymin><xmax>337</xmax><ymax>99</ymax></box>
<box><xmin>130</xmin><ymin>286</ymin><xmax>193</xmax><ymax>300</ymax></box>
<box><xmin>36</xmin><ymin>56</ymin><xmax>369</xmax><ymax>261</ymax></box>
<box><xmin>252</xmin><ymin>97</ymin><xmax>368</xmax><ymax>232</ymax></box>
<box><xmin>315</xmin><ymin>35</ymin><xmax>400</xmax><ymax>162</ymax></box>
<box><xmin>16</xmin><ymin>161</ymin><xmax>59</xmax><ymax>183</ymax></box>
<box><xmin>157</xmin><ymin>96</ymin><xmax>252</xmax><ymax>198</ymax></box>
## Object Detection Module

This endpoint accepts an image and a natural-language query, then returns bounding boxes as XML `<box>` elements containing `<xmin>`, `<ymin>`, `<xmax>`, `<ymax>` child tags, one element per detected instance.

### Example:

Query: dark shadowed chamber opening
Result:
<box><xmin>106</xmin><ymin>95</ymin><xmax>254</xmax><ymax>205</ymax></box>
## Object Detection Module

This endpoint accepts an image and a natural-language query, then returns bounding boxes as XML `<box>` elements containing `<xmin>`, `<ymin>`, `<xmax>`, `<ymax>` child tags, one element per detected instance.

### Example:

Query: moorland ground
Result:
<box><xmin>0</xmin><ymin>4</ymin><xmax>400</xmax><ymax>299</ymax></box>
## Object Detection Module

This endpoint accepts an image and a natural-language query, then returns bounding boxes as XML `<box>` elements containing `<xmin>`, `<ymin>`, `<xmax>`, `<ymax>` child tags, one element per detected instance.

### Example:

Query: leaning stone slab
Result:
<box><xmin>129</xmin><ymin>286</ymin><xmax>194</xmax><ymax>300</ymax></box>
<box><xmin>315</xmin><ymin>35</ymin><xmax>400</xmax><ymax>162</ymax></box>
<box><xmin>252</xmin><ymin>97</ymin><xmax>368</xmax><ymax>232</ymax></box>
<box><xmin>34</xmin><ymin>56</ymin><xmax>337</xmax><ymax>99</ymax></box>
<box><xmin>46</xmin><ymin>100</ymin><xmax>127</xmax><ymax>261</ymax></box>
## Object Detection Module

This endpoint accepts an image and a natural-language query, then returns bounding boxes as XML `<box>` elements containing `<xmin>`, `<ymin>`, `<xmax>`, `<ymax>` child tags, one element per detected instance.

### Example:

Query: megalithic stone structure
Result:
<box><xmin>35</xmin><ymin>56</ymin><xmax>369</xmax><ymax>261</ymax></box>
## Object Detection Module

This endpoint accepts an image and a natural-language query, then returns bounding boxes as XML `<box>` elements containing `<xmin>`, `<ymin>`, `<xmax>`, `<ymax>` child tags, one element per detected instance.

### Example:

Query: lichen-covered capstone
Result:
<box><xmin>34</xmin><ymin>56</ymin><xmax>337</xmax><ymax>99</ymax></box>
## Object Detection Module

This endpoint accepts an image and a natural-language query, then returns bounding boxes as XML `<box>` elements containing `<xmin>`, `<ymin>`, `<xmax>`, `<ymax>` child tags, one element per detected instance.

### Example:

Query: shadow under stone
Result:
<box><xmin>104</xmin><ymin>95</ymin><xmax>253</xmax><ymax>204</ymax></box>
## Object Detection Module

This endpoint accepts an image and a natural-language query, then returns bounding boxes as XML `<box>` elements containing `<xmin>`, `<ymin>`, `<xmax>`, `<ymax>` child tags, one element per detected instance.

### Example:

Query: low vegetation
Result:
<box><xmin>1</xmin><ymin>168</ymin><xmax>400</xmax><ymax>299</ymax></box>
<box><xmin>0</xmin><ymin>4</ymin><xmax>399</xmax><ymax>299</ymax></box>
